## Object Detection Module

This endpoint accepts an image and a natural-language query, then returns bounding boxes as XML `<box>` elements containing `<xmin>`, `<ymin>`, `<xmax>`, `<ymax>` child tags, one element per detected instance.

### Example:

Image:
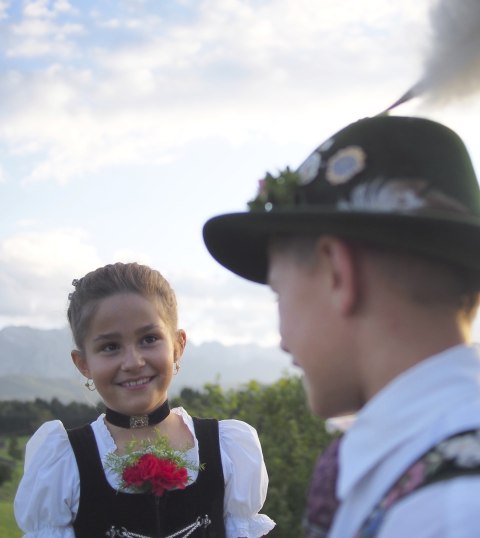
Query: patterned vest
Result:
<box><xmin>68</xmin><ymin>417</ymin><xmax>226</xmax><ymax>538</ymax></box>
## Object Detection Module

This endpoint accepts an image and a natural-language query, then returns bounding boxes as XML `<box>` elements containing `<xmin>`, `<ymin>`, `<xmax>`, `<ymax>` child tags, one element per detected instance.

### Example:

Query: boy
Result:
<box><xmin>203</xmin><ymin>115</ymin><xmax>480</xmax><ymax>536</ymax></box>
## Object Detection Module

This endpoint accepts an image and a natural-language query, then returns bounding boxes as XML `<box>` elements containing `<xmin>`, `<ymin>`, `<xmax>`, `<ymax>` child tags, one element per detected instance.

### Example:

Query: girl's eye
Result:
<box><xmin>142</xmin><ymin>335</ymin><xmax>159</xmax><ymax>345</ymax></box>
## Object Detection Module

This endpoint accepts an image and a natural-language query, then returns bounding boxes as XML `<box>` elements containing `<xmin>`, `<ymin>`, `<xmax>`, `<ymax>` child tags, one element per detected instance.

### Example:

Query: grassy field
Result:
<box><xmin>0</xmin><ymin>437</ymin><xmax>25</xmax><ymax>538</ymax></box>
<box><xmin>0</xmin><ymin>501</ymin><xmax>21</xmax><ymax>538</ymax></box>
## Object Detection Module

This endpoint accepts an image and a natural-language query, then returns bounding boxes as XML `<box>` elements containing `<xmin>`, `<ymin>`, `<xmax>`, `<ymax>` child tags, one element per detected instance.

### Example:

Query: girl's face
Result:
<box><xmin>72</xmin><ymin>292</ymin><xmax>186</xmax><ymax>416</ymax></box>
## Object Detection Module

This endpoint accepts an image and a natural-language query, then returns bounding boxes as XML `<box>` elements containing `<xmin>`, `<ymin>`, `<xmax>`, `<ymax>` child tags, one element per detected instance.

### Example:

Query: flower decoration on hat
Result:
<box><xmin>105</xmin><ymin>432</ymin><xmax>201</xmax><ymax>497</ymax></box>
<box><xmin>337</xmin><ymin>179</ymin><xmax>470</xmax><ymax>215</ymax></box>
<box><xmin>325</xmin><ymin>145</ymin><xmax>366</xmax><ymax>185</ymax></box>
<box><xmin>297</xmin><ymin>151</ymin><xmax>322</xmax><ymax>185</ymax></box>
<box><xmin>337</xmin><ymin>179</ymin><xmax>428</xmax><ymax>213</ymax></box>
<box><xmin>248</xmin><ymin>167</ymin><xmax>302</xmax><ymax>211</ymax></box>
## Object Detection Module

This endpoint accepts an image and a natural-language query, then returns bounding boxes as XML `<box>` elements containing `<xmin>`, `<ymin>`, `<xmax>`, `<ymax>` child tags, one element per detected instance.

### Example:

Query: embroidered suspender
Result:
<box><xmin>356</xmin><ymin>429</ymin><xmax>480</xmax><ymax>537</ymax></box>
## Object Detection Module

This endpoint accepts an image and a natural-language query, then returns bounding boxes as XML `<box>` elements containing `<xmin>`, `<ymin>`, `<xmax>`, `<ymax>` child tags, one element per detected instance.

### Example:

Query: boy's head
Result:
<box><xmin>203</xmin><ymin>115</ymin><xmax>480</xmax><ymax>416</ymax></box>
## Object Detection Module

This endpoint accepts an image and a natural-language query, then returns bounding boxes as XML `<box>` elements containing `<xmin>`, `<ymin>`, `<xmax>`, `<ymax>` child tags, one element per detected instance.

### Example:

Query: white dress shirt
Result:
<box><xmin>14</xmin><ymin>407</ymin><xmax>275</xmax><ymax>538</ymax></box>
<box><xmin>329</xmin><ymin>344</ymin><xmax>480</xmax><ymax>537</ymax></box>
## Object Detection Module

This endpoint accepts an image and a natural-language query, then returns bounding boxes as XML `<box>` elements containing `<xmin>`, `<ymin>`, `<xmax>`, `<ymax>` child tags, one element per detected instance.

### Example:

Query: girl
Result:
<box><xmin>14</xmin><ymin>262</ymin><xmax>275</xmax><ymax>538</ymax></box>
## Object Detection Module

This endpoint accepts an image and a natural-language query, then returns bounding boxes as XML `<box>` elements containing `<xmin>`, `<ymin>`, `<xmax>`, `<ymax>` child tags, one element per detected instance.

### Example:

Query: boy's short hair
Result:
<box><xmin>269</xmin><ymin>234</ymin><xmax>480</xmax><ymax>320</ymax></box>
<box><xmin>203</xmin><ymin>115</ymin><xmax>480</xmax><ymax>285</ymax></box>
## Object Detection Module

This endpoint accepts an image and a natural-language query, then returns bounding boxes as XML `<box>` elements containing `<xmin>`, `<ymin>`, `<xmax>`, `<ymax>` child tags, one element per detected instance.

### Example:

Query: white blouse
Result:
<box><xmin>330</xmin><ymin>344</ymin><xmax>480</xmax><ymax>538</ymax></box>
<box><xmin>14</xmin><ymin>407</ymin><xmax>275</xmax><ymax>538</ymax></box>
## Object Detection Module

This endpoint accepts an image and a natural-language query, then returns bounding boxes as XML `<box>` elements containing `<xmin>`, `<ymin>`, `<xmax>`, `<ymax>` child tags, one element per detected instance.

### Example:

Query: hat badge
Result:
<box><xmin>326</xmin><ymin>145</ymin><xmax>366</xmax><ymax>185</ymax></box>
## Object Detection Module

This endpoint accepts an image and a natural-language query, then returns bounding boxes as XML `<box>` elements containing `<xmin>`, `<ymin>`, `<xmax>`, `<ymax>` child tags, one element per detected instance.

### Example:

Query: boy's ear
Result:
<box><xmin>317</xmin><ymin>236</ymin><xmax>359</xmax><ymax>315</ymax></box>
<box><xmin>71</xmin><ymin>350</ymin><xmax>90</xmax><ymax>378</ymax></box>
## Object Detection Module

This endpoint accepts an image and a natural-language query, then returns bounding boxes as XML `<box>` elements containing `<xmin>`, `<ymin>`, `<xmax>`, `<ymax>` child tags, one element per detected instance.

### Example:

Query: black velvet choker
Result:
<box><xmin>105</xmin><ymin>399</ymin><xmax>170</xmax><ymax>429</ymax></box>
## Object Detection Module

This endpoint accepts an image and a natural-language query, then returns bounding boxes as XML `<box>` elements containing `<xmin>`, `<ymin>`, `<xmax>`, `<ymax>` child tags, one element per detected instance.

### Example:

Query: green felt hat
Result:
<box><xmin>203</xmin><ymin>115</ymin><xmax>480</xmax><ymax>284</ymax></box>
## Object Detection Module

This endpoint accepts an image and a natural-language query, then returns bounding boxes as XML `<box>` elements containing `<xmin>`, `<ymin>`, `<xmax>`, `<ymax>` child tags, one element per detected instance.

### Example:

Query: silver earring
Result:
<box><xmin>174</xmin><ymin>361</ymin><xmax>180</xmax><ymax>375</ymax></box>
<box><xmin>85</xmin><ymin>378</ymin><xmax>96</xmax><ymax>391</ymax></box>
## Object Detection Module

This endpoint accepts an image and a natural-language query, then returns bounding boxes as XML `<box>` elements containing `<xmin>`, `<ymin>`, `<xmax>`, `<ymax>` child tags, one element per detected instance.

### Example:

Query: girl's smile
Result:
<box><xmin>118</xmin><ymin>376</ymin><xmax>156</xmax><ymax>389</ymax></box>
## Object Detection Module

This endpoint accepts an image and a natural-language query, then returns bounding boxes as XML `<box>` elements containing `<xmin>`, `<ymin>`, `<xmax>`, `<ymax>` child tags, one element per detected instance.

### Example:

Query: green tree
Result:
<box><xmin>7</xmin><ymin>437</ymin><xmax>22</xmax><ymax>461</ymax></box>
<box><xmin>0</xmin><ymin>398</ymin><xmax>102</xmax><ymax>436</ymax></box>
<box><xmin>0</xmin><ymin>460</ymin><xmax>13</xmax><ymax>487</ymax></box>
<box><xmin>174</xmin><ymin>374</ymin><xmax>336</xmax><ymax>537</ymax></box>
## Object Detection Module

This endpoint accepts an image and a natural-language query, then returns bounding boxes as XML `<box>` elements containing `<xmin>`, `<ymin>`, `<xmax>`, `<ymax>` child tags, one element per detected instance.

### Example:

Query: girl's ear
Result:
<box><xmin>174</xmin><ymin>329</ymin><xmax>187</xmax><ymax>360</ymax></box>
<box><xmin>71</xmin><ymin>350</ymin><xmax>90</xmax><ymax>378</ymax></box>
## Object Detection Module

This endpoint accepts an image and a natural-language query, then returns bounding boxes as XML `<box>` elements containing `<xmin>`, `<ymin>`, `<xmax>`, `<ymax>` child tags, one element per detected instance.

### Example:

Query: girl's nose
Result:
<box><xmin>121</xmin><ymin>346</ymin><xmax>146</xmax><ymax>370</ymax></box>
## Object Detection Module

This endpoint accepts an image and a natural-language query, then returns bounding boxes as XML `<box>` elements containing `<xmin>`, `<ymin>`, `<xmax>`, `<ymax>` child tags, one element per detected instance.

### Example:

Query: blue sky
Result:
<box><xmin>1</xmin><ymin>0</ymin><xmax>479</xmax><ymax>346</ymax></box>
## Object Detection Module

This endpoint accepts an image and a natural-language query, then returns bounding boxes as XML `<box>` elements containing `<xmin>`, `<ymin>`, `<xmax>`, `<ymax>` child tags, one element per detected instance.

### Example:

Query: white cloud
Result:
<box><xmin>171</xmin><ymin>270</ymin><xmax>279</xmax><ymax>346</ymax></box>
<box><xmin>0</xmin><ymin>1</ymin><xmax>9</xmax><ymax>20</ymax></box>
<box><xmin>0</xmin><ymin>231</ymin><xmax>278</xmax><ymax>346</ymax></box>
<box><xmin>111</xmin><ymin>248</ymin><xmax>155</xmax><ymax>267</ymax></box>
<box><xmin>0</xmin><ymin>228</ymin><xmax>103</xmax><ymax>327</ymax></box>
<box><xmin>8</xmin><ymin>2</ymin><xmax>83</xmax><ymax>59</ymax></box>
<box><xmin>0</xmin><ymin>0</ymin><xmax>438</xmax><ymax>185</ymax></box>
<box><xmin>23</xmin><ymin>0</ymin><xmax>77</xmax><ymax>19</ymax></box>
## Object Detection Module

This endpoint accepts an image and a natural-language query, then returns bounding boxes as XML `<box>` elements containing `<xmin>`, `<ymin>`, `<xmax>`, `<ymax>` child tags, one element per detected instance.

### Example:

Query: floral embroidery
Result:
<box><xmin>356</xmin><ymin>429</ymin><xmax>480</xmax><ymax>537</ymax></box>
<box><xmin>436</xmin><ymin>431</ymin><xmax>480</xmax><ymax>467</ymax></box>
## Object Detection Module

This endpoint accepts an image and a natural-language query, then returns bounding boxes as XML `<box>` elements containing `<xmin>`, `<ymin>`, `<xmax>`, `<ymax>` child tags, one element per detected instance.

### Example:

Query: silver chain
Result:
<box><xmin>106</xmin><ymin>515</ymin><xmax>212</xmax><ymax>538</ymax></box>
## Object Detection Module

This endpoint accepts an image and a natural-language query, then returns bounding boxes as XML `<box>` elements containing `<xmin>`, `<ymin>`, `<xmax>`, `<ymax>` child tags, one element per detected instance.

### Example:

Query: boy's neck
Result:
<box><xmin>357</xmin><ymin>301</ymin><xmax>469</xmax><ymax>402</ymax></box>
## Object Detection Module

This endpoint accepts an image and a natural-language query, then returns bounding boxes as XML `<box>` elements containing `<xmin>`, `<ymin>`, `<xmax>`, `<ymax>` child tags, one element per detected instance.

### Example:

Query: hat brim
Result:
<box><xmin>203</xmin><ymin>210</ymin><xmax>480</xmax><ymax>284</ymax></box>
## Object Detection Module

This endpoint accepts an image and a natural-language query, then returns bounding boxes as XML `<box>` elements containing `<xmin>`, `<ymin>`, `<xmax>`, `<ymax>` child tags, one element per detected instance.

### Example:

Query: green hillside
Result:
<box><xmin>0</xmin><ymin>437</ymin><xmax>24</xmax><ymax>538</ymax></box>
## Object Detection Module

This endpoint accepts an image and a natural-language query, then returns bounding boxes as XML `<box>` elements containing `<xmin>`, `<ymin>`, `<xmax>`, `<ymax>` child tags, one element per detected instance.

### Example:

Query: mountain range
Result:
<box><xmin>0</xmin><ymin>326</ymin><xmax>296</xmax><ymax>403</ymax></box>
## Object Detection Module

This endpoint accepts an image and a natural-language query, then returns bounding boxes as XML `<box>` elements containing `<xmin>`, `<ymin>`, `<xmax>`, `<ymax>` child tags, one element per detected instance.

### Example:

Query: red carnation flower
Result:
<box><xmin>122</xmin><ymin>461</ymin><xmax>145</xmax><ymax>487</ymax></box>
<box><xmin>122</xmin><ymin>454</ymin><xmax>189</xmax><ymax>496</ymax></box>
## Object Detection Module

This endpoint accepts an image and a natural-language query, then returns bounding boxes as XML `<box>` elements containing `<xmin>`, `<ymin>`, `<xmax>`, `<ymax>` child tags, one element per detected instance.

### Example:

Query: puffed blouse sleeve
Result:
<box><xmin>14</xmin><ymin>420</ymin><xmax>78</xmax><ymax>538</ymax></box>
<box><xmin>219</xmin><ymin>419</ymin><xmax>275</xmax><ymax>537</ymax></box>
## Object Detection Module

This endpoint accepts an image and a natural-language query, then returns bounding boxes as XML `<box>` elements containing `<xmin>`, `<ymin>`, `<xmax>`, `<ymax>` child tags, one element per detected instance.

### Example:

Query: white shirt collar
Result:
<box><xmin>338</xmin><ymin>343</ymin><xmax>480</xmax><ymax>499</ymax></box>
